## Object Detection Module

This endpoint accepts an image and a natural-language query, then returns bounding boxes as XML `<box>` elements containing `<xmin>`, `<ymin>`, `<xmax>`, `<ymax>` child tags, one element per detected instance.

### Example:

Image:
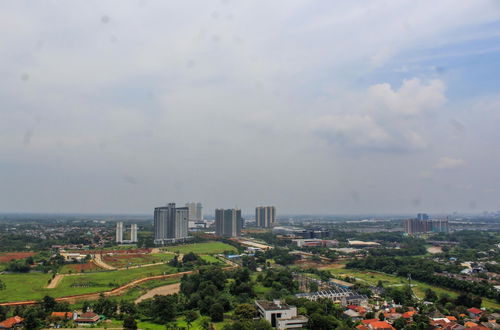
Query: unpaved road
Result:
<box><xmin>134</xmin><ymin>283</ymin><xmax>181</xmax><ymax>303</ymax></box>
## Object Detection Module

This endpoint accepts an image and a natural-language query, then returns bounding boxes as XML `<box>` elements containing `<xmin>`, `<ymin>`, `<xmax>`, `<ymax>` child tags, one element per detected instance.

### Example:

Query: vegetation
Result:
<box><xmin>164</xmin><ymin>241</ymin><xmax>237</xmax><ymax>255</ymax></box>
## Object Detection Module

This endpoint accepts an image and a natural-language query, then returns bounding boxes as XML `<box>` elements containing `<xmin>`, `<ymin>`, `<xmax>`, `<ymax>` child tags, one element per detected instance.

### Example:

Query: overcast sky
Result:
<box><xmin>1</xmin><ymin>1</ymin><xmax>500</xmax><ymax>215</ymax></box>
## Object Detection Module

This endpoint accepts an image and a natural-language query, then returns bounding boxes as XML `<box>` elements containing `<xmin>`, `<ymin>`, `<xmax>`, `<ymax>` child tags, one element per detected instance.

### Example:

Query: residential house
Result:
<box><xmin>74</xmin><ymin>312</ymin><xmax>100</xmax><ymax>326</ymax></box>
<box><xmin>0</xmin><ymin>316</ymin><xmax>24</xmax><ymax>330</ymax></box>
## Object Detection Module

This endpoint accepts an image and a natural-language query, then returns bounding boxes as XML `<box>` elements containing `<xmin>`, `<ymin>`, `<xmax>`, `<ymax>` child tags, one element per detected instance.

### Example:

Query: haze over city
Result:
<box><xmin>1</xmin><ymin>1</ymin><xmax>500</xmax><ymax>214</ymax></box>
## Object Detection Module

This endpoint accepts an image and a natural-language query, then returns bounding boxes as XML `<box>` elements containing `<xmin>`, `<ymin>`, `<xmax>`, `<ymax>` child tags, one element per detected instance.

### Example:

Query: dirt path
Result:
<box><xmin>134</xmin><ymin>283</ymin><xmax>181</xmax><ymax>303</ymax></box>
<box><xmin>93</xmin><ymin>254</ymin><xmax>117</xmax><ymax>270</ymax></box>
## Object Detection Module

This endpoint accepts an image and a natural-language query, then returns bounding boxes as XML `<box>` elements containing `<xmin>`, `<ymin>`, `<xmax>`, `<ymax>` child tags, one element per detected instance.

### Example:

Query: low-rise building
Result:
<box><xmin>0</xmin><ymin>316</ymin><xmax>24</xmax><ymax>329</ymax></box>
<box><xmin>75</xmin><ymin>312</ymin><xmax>100</xmax><ymax>326</ymax></box>
<box><xmin>255</xmin><ymin>300</ymin><xmax>308</xmax><ymax>329</ymax></box>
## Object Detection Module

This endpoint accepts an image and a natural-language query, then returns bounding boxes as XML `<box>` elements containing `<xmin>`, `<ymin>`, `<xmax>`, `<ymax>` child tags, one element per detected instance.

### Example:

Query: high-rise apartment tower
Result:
<box><xmin>215</xmin><ymin>208</ymin><xmax>242</xmax><ymax>237</ymax></box>
<box><xmin>255</xmin><ymin>206</ymin><xmax>276</xmax><ymax>228</ymax></box>
<box><xmin>154</xmin><ymin>203</ymin><xmax>189</xmax><ymax>245</ymax></box>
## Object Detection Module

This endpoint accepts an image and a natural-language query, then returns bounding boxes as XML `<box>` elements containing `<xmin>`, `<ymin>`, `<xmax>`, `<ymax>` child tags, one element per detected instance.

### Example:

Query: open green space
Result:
<box><xmin>163</xmin><ymin>241</ymin><xmax>237</xmax><ymax>255</ymax></box>
<box><xmin>102</xmin><ymin>253</ymin><xmax>174</xmax><ymax>268</ymax></box>
<box><xmin>199</xmin><ymin>255</ymin><xmax>224</xmax><ymax>264</ymax></box>
<box><xmin>0</xmin><ymin>263</ymin><xmax>178</xmax><ymax>303</ymax></box>
<box><xmin>322</xmin><ymin>266</ymin><xmax>500</xmax><ymax>310</ymax></box>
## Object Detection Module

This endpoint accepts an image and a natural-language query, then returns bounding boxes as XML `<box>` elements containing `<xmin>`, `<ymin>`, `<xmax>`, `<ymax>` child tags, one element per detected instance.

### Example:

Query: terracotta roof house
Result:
<box><xmin>50</xmin><ymin>312</ymin><xmax>74</xmax><ymax>320</ymax></box>
<box><xmin>75</xmin><ymin>312</ymin><xmax>100</xmax><ymax>325</ymax></box>
<box><xmin>0</xmin><ymin>316</ymin><xmax>24</xmax><ymax>329</ymax></box>
<box><xmin>468</xmin><ymin>308</ymin><xmax>483</xmax><ymax>318</ymax></box>
<box><xmin>368</xmin><ymin>321</ymin><xmax>396</xmax><ymax>330</ymax></box>
<box><xmin>403</xmin><ymin>311</ymin><xmax>417</xmax><ymax>319</ymax></box>
<box><xmin>465</xmin><ymin>322</ymin><xmax>479</xmax><ymax>328</ymax></box>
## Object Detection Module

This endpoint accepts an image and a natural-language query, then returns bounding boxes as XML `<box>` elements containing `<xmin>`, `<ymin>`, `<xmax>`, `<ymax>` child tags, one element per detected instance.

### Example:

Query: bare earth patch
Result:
<box><xmin>134</xmin><ymin>283</ymin><xmax>181</xmax><ymax>303</ymax></box>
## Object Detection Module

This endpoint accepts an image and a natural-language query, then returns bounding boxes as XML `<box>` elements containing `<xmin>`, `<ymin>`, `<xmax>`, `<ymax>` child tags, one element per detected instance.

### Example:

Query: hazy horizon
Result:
<box><xmin>1</xmin><ymin>1</ymin><xmax>499</xmax><ymax>215</ymax></box>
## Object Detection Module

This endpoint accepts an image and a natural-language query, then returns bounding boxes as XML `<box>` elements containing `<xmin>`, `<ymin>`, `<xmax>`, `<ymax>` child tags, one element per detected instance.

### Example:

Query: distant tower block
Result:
<box><xmin>116</xmin><ymin>222</ymin><xmax>123</xmax><ymax>243</ymax></box>
<box><xmin>116</xmin><ymin>222</ymin><xmax>138</xmax><ymax>244</ymax></box>
<box><xmin>130</xmin><ymin>224</ymin><xmax>138</xmax><ymax>243</ymax></box>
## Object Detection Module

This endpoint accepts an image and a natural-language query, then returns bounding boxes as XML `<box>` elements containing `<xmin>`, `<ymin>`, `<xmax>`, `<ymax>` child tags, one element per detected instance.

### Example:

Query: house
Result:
<box><xmin>0</xmin><ymin>316</ymin><xmax>24</xmax><ymax>329</ymax></box>
<box><xmin>74</xmin><ymin>312</ymin><xmax>100</xmax><ymax>326</ymax></box>
<box><xmin>50</xmin><ymin>312</ymin><xmax>75</xmax><ymax>320</ymax></box>
<box><xmin>343</xmin><ymin>309</ymin><xmax>361</xmax><ymax>320</ymax></box>
<box><xmin>367</xmin><ymin>321</ymin><xmax>395</xmax><ymax>330</ymax></box>
<box><xmin>255</xmin><ymin>300</ymin><xmax>308</xmax><ymax>329</ymax></box>
<box><xmin>465</xmin><ymin>322</ymin><xmax>479</xmax><ymax>328</ymax></box>
<box><xmin>403</xmin><ymin>311</ymin><xmax>417</xmax><ymax>319</ymax></box>
<box><xmin>468</xmin><ymin>308</ymin><xmax>483</xmax><ymax>319</ymax></box>
<box><xmin>347</xmin><ymin>305</ymin><xmax>367</xmax><ymax>316</ymax></box>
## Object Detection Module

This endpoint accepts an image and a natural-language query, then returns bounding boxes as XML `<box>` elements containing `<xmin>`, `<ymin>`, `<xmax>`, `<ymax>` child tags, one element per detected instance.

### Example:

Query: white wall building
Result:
<box><xmin>255</xmin><ymin>300</ymin><xmax>308</xmax><ymax>329</ymax></box>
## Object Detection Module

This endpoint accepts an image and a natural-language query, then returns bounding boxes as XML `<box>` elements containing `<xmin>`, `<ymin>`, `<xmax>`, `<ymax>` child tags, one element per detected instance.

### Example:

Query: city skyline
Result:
<box><xmin>1</xmin><ymin>1</ymin><xmax>499</xmax><ymax>215</ymax></box>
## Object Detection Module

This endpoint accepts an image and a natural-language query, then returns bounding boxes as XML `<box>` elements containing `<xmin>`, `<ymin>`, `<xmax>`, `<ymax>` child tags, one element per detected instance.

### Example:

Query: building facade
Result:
<box><xmin>255</xmin><ymin>206</ymin><xmax>276</xmax><ymax>228</ymax></box>
<box><xmin>255</xmin><ymin>300</ymin><xmax>308</xmax><ymax>329</ymax></box>
<box><xmin>154</xmin><ymin>203</ymin><xmax>189</xmax><ymax>245</ymax></box>
<box><xmin>186</xmin><ymin>202</ymin><xmax>203</xmax><ymax>221</ymax></box>
<box><xmin>404</xmin><ymin>216</ymin><xmax>449</xmax><ymax>235</ymax></box>
<box><xmin>215</xmin><ymin>208</ymin><xmax>242</xmax><ymax>237</ymax></box>
<box><xmin>130</xmin><ymin>224</ymin><xmax>138</xmax><ymax>243</ymax></box>
<box><xmin>115</xmin><ymin>222</ymin><xmax>123</xmax><ymax>243</ymax></box>
<box><xmin>116</xmin><ymin>222</ymin><xmax>138</xmax><ymax>243</ymax></box>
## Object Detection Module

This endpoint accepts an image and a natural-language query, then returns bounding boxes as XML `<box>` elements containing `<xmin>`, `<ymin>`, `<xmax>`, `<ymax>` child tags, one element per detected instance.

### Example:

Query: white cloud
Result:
<box><xmin>311</xmin><ymin>78</ymin><xmax>446</xmax><ymax>152</ymax></box>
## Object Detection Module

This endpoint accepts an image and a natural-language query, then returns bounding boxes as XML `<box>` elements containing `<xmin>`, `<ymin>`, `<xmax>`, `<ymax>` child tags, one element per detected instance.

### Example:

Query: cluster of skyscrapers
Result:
<box><xmin>115</xmin><ymin>222</ymin><xmax>138</xmax><ymax>243</ymax></box>
<box><xmin>152</xmin><ymin>202</ymin><xmax>277</xmax><ymax>245</ymax></box>
<box><xmin>404</xmin><ymin>213</ymin><xmax>449</xmax><ymax>235</ymax></box>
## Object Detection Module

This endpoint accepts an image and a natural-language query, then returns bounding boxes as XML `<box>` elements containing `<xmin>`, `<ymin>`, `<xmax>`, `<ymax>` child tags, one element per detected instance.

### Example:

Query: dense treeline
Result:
<box><xmin>347</xmin><ymin>256</ymin><xmax>500</xmax><ymax>302</ymax></box>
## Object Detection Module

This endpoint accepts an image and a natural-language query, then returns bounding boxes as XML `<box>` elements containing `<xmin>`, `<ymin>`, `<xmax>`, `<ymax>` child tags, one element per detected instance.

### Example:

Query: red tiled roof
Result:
<box><xmin>369</xmin><ymin>321</ymin><xmax>395</xmax><ymax>330</ymax></box>
<box><xmin>468</xmin><ymin>308</ymin><xmax>483</xmax><ymax>315</ymax></box>
<box><xmin>362</xmin><ymin>319</ymin><xmax>379</xmax><ymax>325</ymax></box>
<box><xmin>403</xmin><ymin>311</ymin><xmax>417</xmax><ymax>319</ymax></box>
<box><xmin>447</xmin><ymin>316</ymin><xmax>458</xmax><ymax>321</ymax></box>
<box><xmin>0</xmin><ymin>316</ymin><xmax>24</xmax><ymax>328</ymax></box>
<box><xmin>465</xmin><ymin>321</ymin><xmax>478</xmax><ymax>327</ymax></box>
<box><xmin>51</xmin><ymin>312</ymin><xmax>73</xmax><ymax>319</ymax></box>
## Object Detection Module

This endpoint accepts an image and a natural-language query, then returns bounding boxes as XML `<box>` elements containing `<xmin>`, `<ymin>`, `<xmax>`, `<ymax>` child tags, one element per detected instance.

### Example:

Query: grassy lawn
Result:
<box><xmin>164</xmin><ymin>241</ymin><xmax>237</xmax><ymax>255</ymax></box>
<box><xmin>199</xmin><ymin>255</ymin><xmax>224</xmax><ymax>264</ymax></box>
<box><xmin>0</xmin><ymin>264</ymin><xmax>178</xmax><ymax>303</ymax></box>
<box><xmin>323</xmin><ymin>266</ymin><xmax>500</xmax><ymax>310</ymax></box>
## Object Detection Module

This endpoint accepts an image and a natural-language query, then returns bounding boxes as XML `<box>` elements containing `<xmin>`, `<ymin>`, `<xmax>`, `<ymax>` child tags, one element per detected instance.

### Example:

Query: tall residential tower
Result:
<box><xmin>255</xmin><ymin>206</ymin><xmax>276</xmax><ymax>228</ymax></box>
<box><xmin>154</xmin><ymin>203</ymin><xmax>189</xmax><ymax>245</ymax></box>
<box><xmin>215</xmin><ymin>208</ymin><xmax>242</xmax><ymax>237</ymax></box>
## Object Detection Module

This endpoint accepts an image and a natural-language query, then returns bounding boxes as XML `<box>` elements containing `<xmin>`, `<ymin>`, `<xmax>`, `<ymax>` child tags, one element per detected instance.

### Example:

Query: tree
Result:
<box><xmin>309</xmin><ymin>282</ymin><xmax>319</xmax><ymax>293</ymax></box>
<box><xmin>307</xmin><ymin>313</ymin><xmax>340</xmax><ymax>330</ymax></box>
<box><xmin>424</xmin><ymin>288</ymin><xmax>438</xmax><ymax>302</ymax></box>
<box><xmin>210</xmin><ymin>303</ymin><xmax>224</xmax><ymax>322</ymax></box>
<box><xmin>234</xmin><ymin>304</ymin><xmax>257</xmax><ymax>320</ymax></box>
<box><xmin>0</xmin><ymin>279</ymin><xmax>6</xmax><ymax>291</ymax></box>
<box><xmin>379</xmin><ymin>312</ymin><xmax>385</xmax><ymax>321</ymax></box>
<box><xmin>185</xmin><ymin>310</ymin><xmax>198</xmax><ymax>328</ymax></box>
<box><xmin>393</xmin><ymin>317</ymin><xmax>407</xmax><ymax>330</ymax></box>
<box><xmin>365</xmin><ymin>312</ymin><xmax>375</xmax><ymax>319</ymax></box>
<box><xmin>123</xmin><ymin>316</ymin><xmax>137</xmax><ymax>330</ymax></box>
<box><xmin>42</xmin><ymin>296</ymin><xmax>57</xmax><ymax>313</ymax></box>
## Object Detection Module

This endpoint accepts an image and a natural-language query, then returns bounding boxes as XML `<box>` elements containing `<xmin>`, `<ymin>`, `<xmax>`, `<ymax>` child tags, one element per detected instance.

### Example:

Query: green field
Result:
<box><xmin>199</xmin><ymin>255</ymin><xmax>224</xmax><ymax>264</ymax></box>
<box><xmin>0</xmin><ymin>263</ymin><xmax>178</xmax><ymax>303</ymax></box>
<box><xmin>322</xmin><ymin>266</ymin><xmax>500</xmax><ymax>310</ymax></box>
<box><xmin>164</xmin><ymin>241</ymin><xmax>237</xmax><ymax>255</ymax></box>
